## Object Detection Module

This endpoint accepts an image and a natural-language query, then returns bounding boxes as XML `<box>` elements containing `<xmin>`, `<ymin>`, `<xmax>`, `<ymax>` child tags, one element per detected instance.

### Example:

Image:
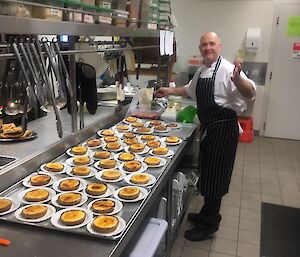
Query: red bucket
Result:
<box><xmin>238</xmin><ymin>116</ymin><xmax>254</xmax><ymax>143</ymax></box>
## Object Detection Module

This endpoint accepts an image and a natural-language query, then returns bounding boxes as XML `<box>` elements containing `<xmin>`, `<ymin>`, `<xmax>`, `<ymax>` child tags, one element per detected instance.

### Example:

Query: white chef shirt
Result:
<box><xmin>184</xmin><ymin>57</ymin><xmax>256</xmax><ymax>115</ymax></box>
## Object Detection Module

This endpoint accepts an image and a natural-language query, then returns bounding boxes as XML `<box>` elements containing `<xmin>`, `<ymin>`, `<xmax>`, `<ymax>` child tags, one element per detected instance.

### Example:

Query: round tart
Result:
<box><xmin>59</xmin><ymin>179</ymin><xmax>80</xmax><ymax>191</ymax></box>
<box><xmin>21</xmin><ymin>205</ymin><xmax>47</xmax><ymax>219</ymax></box>
<box><xmin>0</xmin><ymin>199</ymin><xmax>12</xmax><ymax>213</ymax></box>
<box><xmin>123</xmin><ymin>161</ymin><xmax>142</xmax><ymax>172</ymax></box>
<box><xmin>72</xmin><ymin>166</ymin><xmax>91</xmax><ymax>176</ymax></box>
<box><xmin>101</xmin><ymin>170</ymin><xmax>122</xmax><ymax>180</ymax></box>
<box><xmin>153</xmin><ymin>147</ymin><xmax>169</xmax><ymax>155</ymax></box>
<box><xmin>30</xmin><ymin>174</ymin><xmax>51</xmax><ymax>186</ymax></box>
<box><xmin>71</xmin><ymin>146</ymin><xmax>88</xmax><ymax>155</ymax></box>
<box><xmin>136</xmin><ymin>127</ymin><xmax>151</xmax><ymax>133</ymax></box>
<box><xmin>58</xmin><ymin>192</ymin><xmax>82</xmax><ymax>206</ymax></box>
<box><xmin>125</xmin><ymin>116</ymin><xmax>137</xmax><ymax>123</ymax></box>
<box><xmin>118</xmin><ymin>152</ymin><xmax>135</xmax><ymax>161</ymax></box>
<box><xmin>129</xmin><ymin>143</ymin><xmax>145</xmax><ymax>153</ymax></box>
<box><xmin>99</xmin><ymin>159</ymin><xmax>117</xmax><ymax>169</ymax></box>
<box><xmin>91</xmin><ymin>199</ymin><xmax>115</xmax><ymax>214</ymax></box>
<box><xmin>24</xmin><ymin>189</ymin><xmax>49</xmax><ymax>202</ymax></box>
<box><xmin>101</xmin><ymin>129</ymin><xmax>114</xmax><ymax>136</ymax></box>
<box><xmin>86</xmin><ymin>183</ymin><xmax>108</xmax><ymax>196</ymax></box>
<box><xmin>123</xmin><ymin>132</ymin><xmax>136</xmax><ymax>139</ymax></box>
<box><xmin>93</xmin><ymin>151</ymin><xmax>111</xmax><ymax>159</ymax></box>
<box><xmin>144</xmin><ymin>157</ymin><xmax>161</xmax><ymax>166</ymax></box>
<box><xmin>87</xmin><ymin>139</ymin><xmax>102</xmax><ymax>147</ymax></box>
<box><xmin>45</xmin><ymin>162</ymin><xmax>64</xmax><ymax>172</ymax></box>
<box><xmin>141</xmin><ymin>135</ymin><xmax>156</xmax><ymax>141</ymax></box>
<box><xmin>166</xmin><ymin>136</ymin><xmax>180</xmax><ymax>143</ymax></box>
<box><xmin>116</xmin><ymin>125</ymin><xmax>129</xmax><ymax>131</ymax></box>
<box><xmin>106</xmin><ymin>142</ymin><xmax>121</xmax><ymax>150</ymax></box>
<box><xmin>130</xmin><ymin>174</ymin><xmax>151</xmax><ymax>184</ymax></box>
<box><xmin>132</xmin><ymin>122</ymin><xmax>144</xmax><ymax>128</ymax></box>
<box><xmin>60</xmin><ymin>210</ymin><xmax>86</xmax><ymax>226</ymax></box>
<box><xmin>73</xmin><ymin>156</ymin><xmax>90</xmax><ymax>165</ymax></box>
<box><xmin>92</xmin><ymin>215</ymin><xmax>119</xmax><ymax>233</ymax></box>
<box><xmin>104</xmin><ymin>136</ymin><xmax>118</xmax><ymax>142</ymax></box>
<box><xmin>155</xmin><ymin>125</ymin><xmax>167</xmax><ymax>131</ymax></box>
<box><xmin>118</xmin><ymin>187</ymin><xmax>140</xmax><ymax>200</ymax></box>
<box><xmin>146</xmin><ymin>140</ymin><xmax>161</xmax><ymax>149</ymax></box>
<box><xmin>149</xmin><ymin>120</ymin><xmax>162</xmax><ymax>126</ymax></box>
<box><xmin>124</xmin><ymin>138</ymin><xmax>138</xmax><ymax>145</ymax></box>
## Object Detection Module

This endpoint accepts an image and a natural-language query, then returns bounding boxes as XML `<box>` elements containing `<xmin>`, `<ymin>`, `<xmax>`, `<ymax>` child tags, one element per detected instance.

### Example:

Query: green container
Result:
<box><xmin>177</xmin><ymin>105</ymin><xmax>197</xmax><ymax>123</ymax></box>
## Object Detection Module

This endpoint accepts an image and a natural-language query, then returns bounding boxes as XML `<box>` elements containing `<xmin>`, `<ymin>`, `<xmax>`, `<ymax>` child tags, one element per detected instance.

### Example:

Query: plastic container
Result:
<box><xmin>112</xmin><ymin>9</ymin><xmax>128</xmax><ymax>27</ymax></box>
<box><xmin>238</xmin><ymin>116</ymin><xmax>254</xmax><ymax>143</ymax></box>
<box><xmin>32</xmin><ymin>7</ymin><xmax>62</xmax><ymax>21</ymax></box>
<box><xmin>177</xmin><ymin>105</ymin><xmax>197</xmax><ymax>123</ymax></box>
<box><xmin>129</xmin><ymin>105</ymin><xmax>163</xmax><ymax>120</ymax></box>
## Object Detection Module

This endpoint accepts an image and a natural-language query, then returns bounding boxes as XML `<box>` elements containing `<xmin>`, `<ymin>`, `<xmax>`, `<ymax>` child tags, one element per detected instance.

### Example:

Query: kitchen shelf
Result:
<box><xmin>0</xmin><ymin>15</ymin><xmax>160</xmax><ymax>37</ymax></box>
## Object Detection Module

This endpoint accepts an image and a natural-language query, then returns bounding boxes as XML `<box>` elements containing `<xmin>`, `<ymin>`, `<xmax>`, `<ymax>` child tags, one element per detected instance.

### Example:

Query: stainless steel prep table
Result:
<box><xmin>0</xmin><ymin>110</ymin><xmax>196</xmax><ymax>257</ymax></box>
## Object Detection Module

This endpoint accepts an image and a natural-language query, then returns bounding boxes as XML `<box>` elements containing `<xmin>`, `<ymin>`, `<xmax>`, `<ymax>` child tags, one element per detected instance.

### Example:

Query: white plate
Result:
<box><xmin>65</xmin><ymin>157</ymin><xmax>94</xmax><ymax>167</ymax></box>
<box><xmin>66</xmin><ymin>167</ymin><xmax>97</xmax><ymax>178</ymax></box>
<box><xmin>113</xmin><ymin>186</ymin><xmax>149</xmax><ymax>202</ymax></box>
<box><xmin>153</xmin><ymin>127</ymin><xmax>172</xmax><ymax>133</ymax></box>
<box><xmin>119</xmin><ymin>162</ymin><xmax>148</xmax><ymax>174</ymax></box>
<box><xmin>124</xmin><ymin>145</ymin><xmax>150</xmax><ymax>155</ymax></box>
<box><xmin>0</xmin><ymin>197</ymin><xmax>20</xmax><ymax>216</ymax></box>
<box><xmin>122</xmin><ymin>118</ymin><xmax>142</xmax><ymax>125</ymax></box>
<box><xmin>82</xmin><ymin>140</ymin><xmax>103</xmax><ymax>149</ymax></box>
<box><xmin>51</xmin><ymin>191</ymin><xmax>88</xmax><ymax>209</ymax></box>
<box><xmin>94</xmin><ymin>160</ymin><xmax>119</xmax><ymax>171</ymax></box>
<box><xmin>140</xmin><ymin>157</ymin><xmax>167</xmax><ymax>168</ymax></box>
<box><xmin>87</xmin><ymin>198</ymin><xmax>123</xmax><ymax>216</ymax></box>
<box><xmin>124</xmin><ymin>173</ymin><xmax>156</xmax><ymax>187</ymax></box>
<box><xmin>161</xmin><ymin>137</ymin><xmax>183</xmax><ymax>146</ymax></box>
<box><xmin>95</xmin><ymin>169</ymin><xmax>126</xmax><ymax>183</ymax></box>
<box><xmin>166</xmin><ymin>122</ymin><xmax>182</xmax><ymax>130</ymax></box>
<box><xmin>15</xmin><ymin>204</ymin><xmax>56</xmax><ymax>223</ymax></box>
<box><xmin>86</xmin><ymin>216</ymin><xmax>126</xmax><ymax>238</ymax></box>
<box><xmin>40</xmin><ymin>163</ymin><xmax>69</xmax><ymax>174</ymax></box>
<box><xmin>52</xmin><ymin>177</ymin><xmax>87</xmax><ymax>193</ymax></box>
<box><xmin>111</xmin><ymin>125</ymin><xmax>132</xmax><ymax>133</ymax></box>
<box><xmin>149</xmin><ymin>149</ymin><xmax>174</xmax><ymax>158</ymax></box>
<box><xmin>51</xmin><ymin>207</ymin><xmax>93</xmax><ymax>229</ymax></box>
<box><xmin>102</xmin><ymin>144</ymin><xmax>124</xmax><ymax>152</ymax></box>
<box><xmin>132</xmin><ymin>127</ymin><xmax>154</xmax><ymax>135</ymax></box>
<box><xmin>145</xmin><ymin>120</ymin><xmax>166</xmax><ymax>127</ymax></box>
<box><xmin>65</xmin><ymin>148</ymin><xmax>92</xmax><ymax>157</ymax></box>
<box><xmin>84</xmin><ymin>183</ymin><xmax>115</xmax><ymax>199</ymax></box>
<box><xmin>22</xmin><ymin>172</ymin><xmax>57</xmax><ymax>188</ymax></box>
<box><xmin>18</xmin><ymin>187</ymin><xmax>56</xmax><ymax>204</ymax></box>
<box><xmin>113</xmin><ymin>152</ymin><xmax>141</xmax><ymax>162</ymax></box>
<box><xmin>91</xmin><ymin>151</ymin><xmax>114</xmax><ymax>161</ymax></box>
<box><xmin>96</xmin><ymin>129</ymin><xmax>121</xmax><ymax>138</ymax></box>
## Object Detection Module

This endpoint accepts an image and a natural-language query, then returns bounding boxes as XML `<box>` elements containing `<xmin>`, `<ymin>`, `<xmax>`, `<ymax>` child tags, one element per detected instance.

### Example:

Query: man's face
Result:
<box><xmin>199</xmin><ymin>33</ymin><xmax>222</xmax><ymax>64</ymax></box>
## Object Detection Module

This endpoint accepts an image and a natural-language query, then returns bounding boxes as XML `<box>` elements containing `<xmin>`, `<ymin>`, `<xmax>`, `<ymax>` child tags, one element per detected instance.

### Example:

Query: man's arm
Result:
<box><xmin>231</xmin><ymin>60</ymin><xmax>255</xmax><ymax>98</ymax></box>
<box><xmin>155</xmin><ymin>86</ymin><xmax>188</xmax><ymax>98</ymax></box>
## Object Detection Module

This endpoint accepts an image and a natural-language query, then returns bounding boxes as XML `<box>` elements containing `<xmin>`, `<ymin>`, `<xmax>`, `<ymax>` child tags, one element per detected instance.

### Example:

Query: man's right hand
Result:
<box><xmin>154</xmin><ymin>87</ymin><xmax>170</xmax><ymax>98</ymax></box>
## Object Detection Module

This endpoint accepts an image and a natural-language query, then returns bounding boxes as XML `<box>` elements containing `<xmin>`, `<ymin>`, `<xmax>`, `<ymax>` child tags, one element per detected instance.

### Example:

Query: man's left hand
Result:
<box><xmin>231</xmin><ymin>59</ymin><xmax>243</xmax><ymax>85</ymax></box>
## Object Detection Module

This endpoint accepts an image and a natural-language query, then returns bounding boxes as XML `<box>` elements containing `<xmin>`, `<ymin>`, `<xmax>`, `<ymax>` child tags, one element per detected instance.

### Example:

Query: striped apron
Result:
<box><xmin>196</xmin><ymin>57</ymin><xmax>239</xmax><ymax>198</ymax></box>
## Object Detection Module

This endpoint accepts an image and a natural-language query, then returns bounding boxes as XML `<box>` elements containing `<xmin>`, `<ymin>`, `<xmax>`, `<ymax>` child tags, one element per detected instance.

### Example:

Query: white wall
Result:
<box><xmin>171</xmin><ymin>0</ymin><xmax>275</xmax><ymax>131</ymax></box>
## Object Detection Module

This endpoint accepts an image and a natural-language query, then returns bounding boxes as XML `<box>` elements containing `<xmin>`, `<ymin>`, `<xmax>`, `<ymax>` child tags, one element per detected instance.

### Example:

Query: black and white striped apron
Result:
<box><xmin>196</xmin><ymin>57</ymin><xmax>239</xmax><ymax>198</ymax></box>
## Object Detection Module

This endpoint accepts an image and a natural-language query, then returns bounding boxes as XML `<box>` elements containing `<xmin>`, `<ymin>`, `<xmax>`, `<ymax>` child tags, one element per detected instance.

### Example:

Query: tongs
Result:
<box><xmin>37</xmin><ymin>41</ymin><xmax>63</xmax><ymax>138</ymax></box>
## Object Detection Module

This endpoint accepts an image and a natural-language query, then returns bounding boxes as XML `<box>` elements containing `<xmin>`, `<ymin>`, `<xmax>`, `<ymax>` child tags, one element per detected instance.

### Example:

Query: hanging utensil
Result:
<box><xmin>52</xmin><ymin>40</ymin><xmax>74</xmax><ymax>97</ymax></box>
<box><xmin>38</xmin><ymin>41</ymin><xmax>63</xmax><ymax>138</ymax></box>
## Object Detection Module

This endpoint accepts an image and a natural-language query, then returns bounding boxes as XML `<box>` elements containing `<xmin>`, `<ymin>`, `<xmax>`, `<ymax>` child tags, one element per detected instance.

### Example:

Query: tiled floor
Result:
<box><xmin>170</xmin><ymin>136</ymin><xmax>300</xmax><ymax>257</ymax></box>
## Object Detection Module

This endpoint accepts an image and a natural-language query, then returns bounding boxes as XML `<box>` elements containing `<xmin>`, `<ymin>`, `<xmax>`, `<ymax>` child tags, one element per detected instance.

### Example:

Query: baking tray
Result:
<box><xmin>0</xmin><ymin>131</ymin><xmax>37</xmax><ymax>143</ymax></box>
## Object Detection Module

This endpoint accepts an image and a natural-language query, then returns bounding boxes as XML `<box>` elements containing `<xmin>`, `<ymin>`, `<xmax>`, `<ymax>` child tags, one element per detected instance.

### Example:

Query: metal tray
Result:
<box><xmin>0</xmin><ymin>131</ymin><xmax>37</xmax><ymax>143</ymax></box>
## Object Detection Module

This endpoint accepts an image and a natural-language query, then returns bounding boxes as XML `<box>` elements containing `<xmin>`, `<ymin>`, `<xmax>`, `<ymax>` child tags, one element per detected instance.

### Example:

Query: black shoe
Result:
<box><xmin>184</xmin><ymin>224</ymin><xmax>219</xmax><ymax>241</ymax></box>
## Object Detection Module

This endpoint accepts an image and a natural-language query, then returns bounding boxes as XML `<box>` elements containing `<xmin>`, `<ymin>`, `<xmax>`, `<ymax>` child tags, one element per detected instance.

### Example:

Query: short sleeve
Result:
<box><xmin>184</xmin><ymin>67</ymin><xmax>201</xmax><ymax>100</ymax></box>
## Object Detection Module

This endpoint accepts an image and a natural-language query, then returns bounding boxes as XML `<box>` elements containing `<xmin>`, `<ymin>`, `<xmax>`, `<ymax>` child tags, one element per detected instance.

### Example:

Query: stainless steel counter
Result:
<box><xmin>0</xmin><ymin>106</ymin><xmax>196</xmax><ymax>257</ymax></box>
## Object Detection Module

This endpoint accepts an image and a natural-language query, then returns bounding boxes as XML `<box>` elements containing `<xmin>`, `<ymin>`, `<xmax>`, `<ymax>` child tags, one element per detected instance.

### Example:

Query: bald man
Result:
<box><xmin>156</xmin><ymin>32</ymin><xmax>256</xmax><ymax>241</ymax></box>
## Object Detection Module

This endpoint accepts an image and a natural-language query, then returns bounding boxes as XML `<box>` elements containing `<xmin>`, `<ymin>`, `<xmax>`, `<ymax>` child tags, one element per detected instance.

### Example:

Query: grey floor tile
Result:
<box><xmin>209</xmin><ymin>251</ymin><xmax>236</xmax><ymax>257</ymax></box>
<box><xmin>241</xmin><ymin>192</ymin><xmax>261</xmax><ymax>202</ymax></box>
<box><xmin>238</xmin><ymin>229</ymin><xmax>260</xmax><ymax>245</ymax></box>
<box><xmin>237</xmin><ymin>242</ymin><xmax>260</xmax><ymax>257</ymax></box>
<box><xmin>261</xmin><ymin>186</ymin><xmax>281</xmax><ymax>196</ymax></box>
<box><xmin>211</xmin><ymin>238</ymin><xmax>237</xmax><ymax>256</ymax></box>
<box><xmin>220</xmin><ymin>206</ymin><xmax>240</xmax><ymax>217</ymax></box>
<box><xmin>239</xmin><ymin>218</ymin><xmax>261</xmax><ymax>232</ymax></box>
<box><xmin>181</xmin><ymin>246</ymin><xmax>209</xmax><ymax>257</ymax></box>
<box><xmin>170</xmin><ymin>243</ymin><xmax>184</xmax><ymax>257</ymax></box>
<box><xmin>221</xmin><ymin>215</ymin><xmax>239</xmax><ymax>229</ymax></box>
<box><xmin>215</xmin><ymin>225</ymin><xmax>238</xmax><ymax>241</ymax></box>
<box><xmin>240</xmin><ymin>208</ymin><xmax>261</xmax><ymax>222</ymax></box>
<box><xmin>261</xmin><ymin>194</ymin><xmax>282</xmax><ymax>205</ymax></box>
<box><xmin>282</xmin><ymin>197</ymin><xmax>300</xmax><ymax>208</ymax></box>
<box><xmin>241</xmin><ymin>184</ymin><xmax>261</xmax><ymax>193</ymax></box>
<box><xmin>241</xmin><ymin>199</ymin><xmax>261</xmax><ymax>211</ymax></box>
<box><xmin>185</xmin><ymin>238</ymin><xmax>212</xmax><ymax>250</ymax></box>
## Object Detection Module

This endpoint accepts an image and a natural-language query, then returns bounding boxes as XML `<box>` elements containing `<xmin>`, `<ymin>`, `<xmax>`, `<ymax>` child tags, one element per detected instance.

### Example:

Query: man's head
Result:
<box><xmin>199</xmin><ymin>32</ymin><xmax>222</xmax><ymax>66</ymax></box>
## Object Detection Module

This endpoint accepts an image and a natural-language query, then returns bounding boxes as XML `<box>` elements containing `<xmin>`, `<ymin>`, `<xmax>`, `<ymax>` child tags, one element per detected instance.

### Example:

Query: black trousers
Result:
<box><xmin>199</xmin><ymin>197</ymin><xmax>222</xmax><ymax>226</ymax></box>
